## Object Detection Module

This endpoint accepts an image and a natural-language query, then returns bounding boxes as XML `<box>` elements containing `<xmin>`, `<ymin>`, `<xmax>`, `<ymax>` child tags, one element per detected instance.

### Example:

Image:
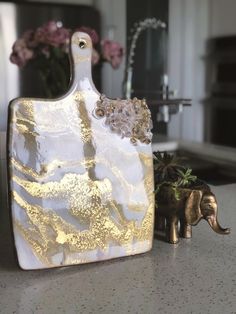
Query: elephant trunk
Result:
<box><xmin>206</xmin><ymin>216</ymin><xmax>230</xmax><ymax>235</ymax></box>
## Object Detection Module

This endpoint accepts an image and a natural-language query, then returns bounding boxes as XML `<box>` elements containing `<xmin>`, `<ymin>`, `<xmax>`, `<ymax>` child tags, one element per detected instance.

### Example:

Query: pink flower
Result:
<box><xmin>92</xmin><ymin>49</ymin><xmax>100</xmax><ymax>65</ymax></box>
<box><xmin>35</xmin><ymin>21</ymin><xmax>57</xmax><ymax>43</ymax></box>
<box><xmin>22</xmin><ymin>30</ymin><xmax>38</xmax><ymax>48</ymax></box>
<box><xmin>76</xmin><ymin>26</ymin><xmax>99</xmax><ymax>45</ymax></box>
<box><xmin>10</xmin><ymin>38</ymin><xmax>34</xmax><ymax>67</ymax></box>
<box><xmin>9</xmin><ymin>21</ymin><xmax>124</xmax><ymax>71</ymax></box>
<box><xmin>35</xmin><ymin>21</ymin><xmax>70</xmax><ymax>47</ymax></box>
<box><xmin>101</xmin><ymin>39</ymin><xmax>124</xmax><ymax>69</ymax></box>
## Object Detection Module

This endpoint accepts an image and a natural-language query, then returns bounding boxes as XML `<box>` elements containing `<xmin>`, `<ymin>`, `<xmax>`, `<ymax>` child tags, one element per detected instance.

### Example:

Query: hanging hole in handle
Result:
<box><xmin>79</xmin><ymin>39</ymin><xmax>87</xmax><ymax>49</ymax></box>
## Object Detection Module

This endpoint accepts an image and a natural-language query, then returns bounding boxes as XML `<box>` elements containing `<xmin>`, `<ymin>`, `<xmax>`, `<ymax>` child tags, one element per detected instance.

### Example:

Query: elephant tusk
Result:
<box><xmin>207</xmin><ymin>217</ymin><xmax>230</xmax><ymax>235</ymax></box>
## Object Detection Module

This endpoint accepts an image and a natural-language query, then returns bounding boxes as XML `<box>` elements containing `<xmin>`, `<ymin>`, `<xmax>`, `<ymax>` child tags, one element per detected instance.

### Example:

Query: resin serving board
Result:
<box><xmin>7</xmin><ymin>32</ymin><xmax>154</xmax><ymax>270</ymax></box>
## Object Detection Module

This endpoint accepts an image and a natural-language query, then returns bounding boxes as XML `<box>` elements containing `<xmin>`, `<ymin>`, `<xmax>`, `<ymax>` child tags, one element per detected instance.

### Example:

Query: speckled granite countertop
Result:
<box><xmin>0</xmin><ymin>173</ymin><xmax>235</xmax><ymax>314</ymax></box>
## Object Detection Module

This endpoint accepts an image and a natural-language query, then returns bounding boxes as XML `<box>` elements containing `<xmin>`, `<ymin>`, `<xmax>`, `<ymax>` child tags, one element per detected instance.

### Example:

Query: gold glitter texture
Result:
<box><xmin>12</xmin><ymin>166</ymin><xmax>153</xmax><ymax>266</ymax></box>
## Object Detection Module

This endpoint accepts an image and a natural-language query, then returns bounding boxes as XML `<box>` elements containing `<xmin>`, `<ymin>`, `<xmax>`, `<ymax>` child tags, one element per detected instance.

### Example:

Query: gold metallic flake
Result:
<box><xmin>12</xmin><ymin>174</ymin><xmax>153</xmax><ymax>265</ymax></box>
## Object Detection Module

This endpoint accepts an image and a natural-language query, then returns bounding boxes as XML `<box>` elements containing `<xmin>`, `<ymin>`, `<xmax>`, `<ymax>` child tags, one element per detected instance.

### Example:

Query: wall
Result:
<box><xmin>94</xmin><ymin>0</ymin><xmax>126</xmax><ymax>98</ymax></box>
<box><xmin>27</xmin><ymin>0</ymin><xmax>93</xmax><ymax>4</ymax></box>
<box><xmin>168</xmin><ymin>0</ymin><xmax>236</xmax><ymax>143</ymax></box>
<box><xmin>209</xmin><ymin>0</ymin><xmax>236</xmax><ymax>37</ymax></box>
<box><xmin>0</xmin><ymin>4</ymin><xmax>19</xmax><ymax>131</ymax></box>
<box><xmin>167</xmin><ymin>0</ymin><xmax>209</xmax><ymax>142</ymax></box>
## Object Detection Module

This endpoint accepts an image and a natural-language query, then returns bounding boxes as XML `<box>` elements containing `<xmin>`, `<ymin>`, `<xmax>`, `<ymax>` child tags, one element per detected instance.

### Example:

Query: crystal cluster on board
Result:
<box><xmin>95</xmin><ymin>95</ymin><xmax>153</xmax><ymax>144</ymax></box>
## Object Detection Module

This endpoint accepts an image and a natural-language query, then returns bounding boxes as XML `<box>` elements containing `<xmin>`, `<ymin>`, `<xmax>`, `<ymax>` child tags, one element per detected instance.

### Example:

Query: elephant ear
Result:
<box><xmin>185</xmin><ymin>190</ymin><xmax>203</xmax><ymax>225</ymax></box>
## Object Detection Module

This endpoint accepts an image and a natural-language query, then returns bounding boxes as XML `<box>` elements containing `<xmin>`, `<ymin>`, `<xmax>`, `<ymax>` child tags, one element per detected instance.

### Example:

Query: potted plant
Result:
<box><xmin>154</xmin><ymin>151</ymin><xmax>230</xmax><ymax>244</ymax></box>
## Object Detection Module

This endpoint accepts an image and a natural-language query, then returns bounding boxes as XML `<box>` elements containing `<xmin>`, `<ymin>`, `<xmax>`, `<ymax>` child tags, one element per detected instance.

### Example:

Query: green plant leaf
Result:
<box><xmin>154</xmin><ymin>151</ymin><xmax>198</xmax><ymax>202</ymax></box>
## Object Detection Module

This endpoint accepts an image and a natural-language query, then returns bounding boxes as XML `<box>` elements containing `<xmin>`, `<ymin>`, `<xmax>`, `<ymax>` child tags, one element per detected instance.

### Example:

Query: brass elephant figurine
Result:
<box><xmin>155</xmin><ymin>183</ymin><xmax>230</xmax><ymax>244</ymax></box>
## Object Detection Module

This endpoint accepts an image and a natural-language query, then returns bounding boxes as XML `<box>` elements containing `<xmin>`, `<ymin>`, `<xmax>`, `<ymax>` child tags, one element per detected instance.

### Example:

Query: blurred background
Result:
<box><xmin>1</xmin><ymin>0</ymin><xmax>236</xmax><ymax>186</ymax></box>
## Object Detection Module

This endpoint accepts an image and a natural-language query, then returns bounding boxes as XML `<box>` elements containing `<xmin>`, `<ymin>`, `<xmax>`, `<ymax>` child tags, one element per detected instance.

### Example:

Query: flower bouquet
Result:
<box><xmin>10</xmin><ymin>21</ymin><xmax>124</xmax><ymax>97</ymax></box>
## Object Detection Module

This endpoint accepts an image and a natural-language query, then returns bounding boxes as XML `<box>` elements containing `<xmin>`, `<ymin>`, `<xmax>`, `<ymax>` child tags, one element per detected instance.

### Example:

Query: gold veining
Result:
<box><xmin>10</xmin><ymin>155</ymin><xmax>144</xmax><ymax>197</ymax></box>
<box><xmin>12</xmin><ymin>95</ymin><xmax>94</xmax><ymax>140</ymax></box>
<box><xmin>11</xmin><ymin>158</ymin><xmax>67</xmax><ymax>179</ymax></box>
<box><xmin>75</xmin><ymin>95</ymin><xmax>92</xmax><ymax>143</ymax></box>
<box><xmin>74</xmin><ymin>55</ymin><xmax>91</xmax><ymax>63</ymax></box>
